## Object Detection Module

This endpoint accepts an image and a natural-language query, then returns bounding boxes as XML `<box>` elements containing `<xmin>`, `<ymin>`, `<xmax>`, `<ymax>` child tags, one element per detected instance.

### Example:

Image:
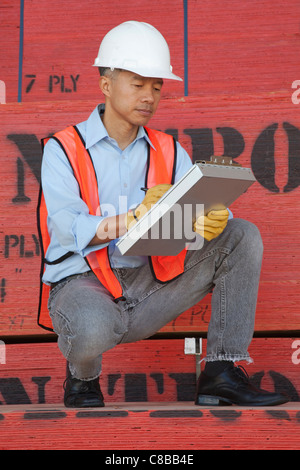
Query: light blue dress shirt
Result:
<box><xmin>41</xmin><ymin>104</ymin><xmax>194</xmax><ymax>283</ymax></box>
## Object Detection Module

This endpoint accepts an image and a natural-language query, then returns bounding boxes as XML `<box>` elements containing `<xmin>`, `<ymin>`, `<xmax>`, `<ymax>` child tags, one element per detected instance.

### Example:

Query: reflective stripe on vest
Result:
<box><xmin>37</xmin><ymin>125</ymin><xmax>187</xmax><ymax>331</ymax></box>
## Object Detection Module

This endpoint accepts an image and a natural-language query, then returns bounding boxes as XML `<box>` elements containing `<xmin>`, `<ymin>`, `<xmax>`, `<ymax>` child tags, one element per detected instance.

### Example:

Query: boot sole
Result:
<box><xmin>195</xmin><ymin>394</ymin><xmax>232</xmax><ymax>406</ymax></box>
<box><xmin>195</xmin><ymin>394</ymin><xmax>289</xmax><ymax>406</ymax></box>
<box><xmin>64</xmin><ymin>400</ymin><xmax>105</xmax><ymax>408</ymax></box>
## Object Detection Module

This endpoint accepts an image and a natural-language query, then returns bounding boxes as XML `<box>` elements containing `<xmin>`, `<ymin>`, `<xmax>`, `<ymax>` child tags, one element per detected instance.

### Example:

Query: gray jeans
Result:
<box><xmin>48</xmin><ymin>218</ymin><xmax>263</xmax><ymax>380</ymax></box>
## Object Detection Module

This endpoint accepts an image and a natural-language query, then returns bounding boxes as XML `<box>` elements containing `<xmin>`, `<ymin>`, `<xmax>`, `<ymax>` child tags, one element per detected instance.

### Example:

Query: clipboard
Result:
<box><xmin>116</xmin><ymin>157</ymin><xmax>256</xmax><ymax>256</ymax></box>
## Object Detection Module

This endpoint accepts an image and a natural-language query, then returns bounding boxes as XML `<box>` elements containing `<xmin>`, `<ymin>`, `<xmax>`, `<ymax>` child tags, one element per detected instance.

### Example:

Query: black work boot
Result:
<box><xmin>64</xmin><ymin>375</ymin><xmax>105</xmax><ymax>408</ymax></box>
<box><xmin>195</xmin><ymin>362</ymin><xmax>289</xmax><ymax>406</ymax></box>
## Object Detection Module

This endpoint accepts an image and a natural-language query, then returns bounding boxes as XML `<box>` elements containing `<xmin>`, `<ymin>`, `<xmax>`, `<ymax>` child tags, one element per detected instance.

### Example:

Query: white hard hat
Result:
<box><xmin>93</xmin><ymin>21</ymin><xmax>182</xmax><ymax>81</ymax></box>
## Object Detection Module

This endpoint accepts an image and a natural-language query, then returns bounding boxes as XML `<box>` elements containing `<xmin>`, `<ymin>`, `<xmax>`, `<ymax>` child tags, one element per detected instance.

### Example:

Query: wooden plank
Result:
<box><xmin>0</xmin><ymin>339</ymin><xmax>299</xmax><ymax>405</ymax></box>
<box><xmin>21</xmin><ymin>0</ymin><xmax>184</xmax><ymax>102</ymax></box>
<box><xmin>0</xmin><ymin>96</ymin><xmax>299</xmax><ymax>336</ymax></box>
<box><xmin>2</xmin><ymin>1</ymin><xmax>300</xmax><ymax>104</ymax></box>
<box><xmin>0</xmin><ymin>0</ymin><xmax>20</xmax><ymax>103</ymax></box>
<box><xmin>1</xmin><ymin>402</ymin><xmax>300</xmax><ymax>450</ymax></box>
<box><xmin>188</xmin><ymin>0</ymin><xmax>300</xmax><ymax>97</ymax></box>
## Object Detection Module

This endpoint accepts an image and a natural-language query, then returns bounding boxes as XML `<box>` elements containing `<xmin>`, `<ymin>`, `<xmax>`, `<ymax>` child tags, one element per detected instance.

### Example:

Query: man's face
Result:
<box><xmin>102</xmin><ymin>70</ymin><xmax>163</xmax><ymax>127</ymax></box>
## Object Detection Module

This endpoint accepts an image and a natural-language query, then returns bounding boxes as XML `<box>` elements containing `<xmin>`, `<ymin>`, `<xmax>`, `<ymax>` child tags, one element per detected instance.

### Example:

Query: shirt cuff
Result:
<box><xmin>72</xmin><ymin>214</ymin><xmax>109</xmax><ymax>257</ymax></box>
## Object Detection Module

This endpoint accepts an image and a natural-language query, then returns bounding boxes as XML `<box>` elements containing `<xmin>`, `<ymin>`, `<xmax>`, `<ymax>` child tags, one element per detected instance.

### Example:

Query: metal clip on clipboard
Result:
<box><xmin>195</xmin><ymin>155</ymin><xmax>242</xmax><ymax>167</ymax></box>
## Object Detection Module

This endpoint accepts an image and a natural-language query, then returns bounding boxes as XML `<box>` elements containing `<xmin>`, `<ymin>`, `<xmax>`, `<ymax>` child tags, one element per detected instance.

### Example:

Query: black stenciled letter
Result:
<box><xmin>283</xmin><ymin>122</ymin><xmax>300</xmax><ymax>192</ymax></box>
<box><xmin>7</xmin><ymin>134</ymin><xmax>42</xmax><ymax>203</ymax></box>
<box><xmin>184</xmin><ymin>127</ymin><xmax>245</xmax><ymax>163</ymax></box>
<box><xmin>251</xmin><ymin>123</ymin><xmax>300</xmax><ymax>193</ymax></box>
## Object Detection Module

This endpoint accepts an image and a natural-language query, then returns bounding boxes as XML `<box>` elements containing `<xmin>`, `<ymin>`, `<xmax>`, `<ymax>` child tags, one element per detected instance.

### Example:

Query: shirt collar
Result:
<box><xmin>85</xmin><ymin>104</ymin><xmax>156</xmax><ymax>151</ymax></box>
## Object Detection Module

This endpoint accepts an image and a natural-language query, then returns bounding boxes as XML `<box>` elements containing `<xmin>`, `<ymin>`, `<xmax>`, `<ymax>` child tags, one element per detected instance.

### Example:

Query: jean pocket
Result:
<box><xmin>47</xmin><ymin>279</ymin><xmax>69</xmax><ymax>311</ymax></box>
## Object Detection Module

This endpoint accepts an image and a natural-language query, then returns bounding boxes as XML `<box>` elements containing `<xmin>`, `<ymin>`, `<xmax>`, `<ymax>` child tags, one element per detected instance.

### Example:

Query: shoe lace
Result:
<box><xmin>63</xmin><ymin>376</ymin><xmax>100</xmax><ymax>393</ymax></box>
<box><xmin>63</xmin><ymin>378</ymin><xmax>68</xmax><ymax>391</ymax></box>
<box><xmin>234</xmin><ymin>365</ymin><xmax>250</xmax><ymax>383</ymax></box>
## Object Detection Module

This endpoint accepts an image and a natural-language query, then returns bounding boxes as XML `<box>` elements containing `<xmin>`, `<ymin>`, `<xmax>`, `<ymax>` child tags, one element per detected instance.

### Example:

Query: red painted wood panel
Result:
<box><xmin>0</xmin><ymin>96</ymin><xmax>299</xmax><ymax>337</ymax></box>
<box><xmin>2</xmin><ymin>1</ymin><xmax>300</xmax><ymax>103</ymax></box>
<box><xmin>0</xmin><ymin>0</ymin><xmax>20</xmax><ymax>102</ymax></box>
<box><xmin>0</xmin><ymin>339</ymin><xmax>300</xmax><ymax>450</ymax></box>
<box><xmin>24</xmin><ymin>0</ymin><xmax>184</xmax><ymax>101</ymax></box>
<box><xmin>0</xmin><ymin>339</ymin><xmax>299</xmax><ymax>405</ymax></box>
<box><xmin>188</xmin><ymin>0</ymin><xmax>300</xmax><ymax>96</ymax></box>
<box><xmin>7</xmin><ymin>0</ymin><xmax>184</xmax><ymax>102</ymax></box>
<box><xmin>1</xmin><ymin>403</ymin><xmax>300</xmax><ymax>450</ymax></box>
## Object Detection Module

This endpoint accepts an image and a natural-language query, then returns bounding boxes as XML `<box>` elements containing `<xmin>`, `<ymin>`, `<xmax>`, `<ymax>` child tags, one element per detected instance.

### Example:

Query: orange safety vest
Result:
<box><xmin>37</xmin><ymin>125</ymin><xmax>187</xmax><ymax>331</ymax></box>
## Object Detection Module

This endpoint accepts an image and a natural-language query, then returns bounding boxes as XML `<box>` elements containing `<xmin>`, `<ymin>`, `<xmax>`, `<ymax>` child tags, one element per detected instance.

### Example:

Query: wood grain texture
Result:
<box><xmin>0</xmin><ymin>94</ymin><xmax>299</xmax><ymax>337</ymax></box>
<box><xmin>1</xmin><ymin>402</ymin><xmax>300</xmax><ymax>450</ymax></box>
<box><xmin>1</xmin><ymin>1</ymin><xmax>299</xmax><ymax>451</ymax></box>
<box><xmin>0</xmin><ymin>339</ymin><xmax>299</xmax><ymax>405</ymax></box>
<box><xmin>1</xmin><ymin>0</ymin><xmax>299</xmax><ymax>337</ymax></box>
<box><xmin>0</xmin><ymin>337</ymin><xmax>300</xmax><ymax>450</ymax></box>
<box><xmin>2</xmin><ymin>1</ymin><xmax>299</xmax><ymax>102</ymax></box>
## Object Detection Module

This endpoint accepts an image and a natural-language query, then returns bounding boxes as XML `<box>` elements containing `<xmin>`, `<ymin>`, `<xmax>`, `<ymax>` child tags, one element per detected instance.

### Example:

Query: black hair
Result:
<box><xmin>98</xmin><ymin>67</ymin><xmax>123</xmax><ymax>77</ymax></box>
<box><xmin>98</xmin><ymin>67</ymin><xmax>108</xmax><ymax>76</ymax></box>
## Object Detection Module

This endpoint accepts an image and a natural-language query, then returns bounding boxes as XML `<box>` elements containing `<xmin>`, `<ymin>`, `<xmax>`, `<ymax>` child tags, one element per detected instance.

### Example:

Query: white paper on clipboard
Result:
<box><xmin>116</xmin><ymin>161</ymin><xmax>256</xmax><ymax>256</ymax></box>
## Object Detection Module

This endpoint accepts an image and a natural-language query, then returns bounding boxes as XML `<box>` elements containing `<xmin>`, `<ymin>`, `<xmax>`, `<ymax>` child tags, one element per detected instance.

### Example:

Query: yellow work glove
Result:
<box><xmin>193</xmin><ymin>207</ymin><xmax>229</xmax><ymax>241</ymax></box>
<box><xmin>126</xmin><ymin>184</ymin><xmax>172</xmax><ymax>230</ymax></box>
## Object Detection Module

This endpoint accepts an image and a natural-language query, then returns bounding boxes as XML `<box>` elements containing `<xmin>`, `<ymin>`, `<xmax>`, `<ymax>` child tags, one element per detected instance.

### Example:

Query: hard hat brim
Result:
<box><xmin>93</xmin><ymin>61</ymin><xmax>182</xmax><ymax>82</ymax></box>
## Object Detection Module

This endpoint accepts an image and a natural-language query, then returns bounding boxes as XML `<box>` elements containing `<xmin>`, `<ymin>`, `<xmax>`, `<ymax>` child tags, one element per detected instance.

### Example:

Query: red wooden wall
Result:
<box><xmin>1</xmin><ymin>338</ymin><xmax>300</xmax><ymax>404</ymax></box>
<box><xmin>2</xmin><ymin>0</ymin><xmax>300</xmax><ymax>102</ymax></box>
<box><xmin>1</xmin><ymin>0</ymin><xmax>300</xmax><ymax>339</ymax></box>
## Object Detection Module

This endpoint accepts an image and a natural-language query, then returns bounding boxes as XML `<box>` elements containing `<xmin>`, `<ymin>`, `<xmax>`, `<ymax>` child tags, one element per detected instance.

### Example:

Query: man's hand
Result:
<box><xmin>126</xmin><ymin>184</ymin><xmax>172</xmax><ymax>230</ymax></box>
<box><xmin>194</xmin><ymin>207</ymin><xmax>229</xmax><ymax>241</ymax></box>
